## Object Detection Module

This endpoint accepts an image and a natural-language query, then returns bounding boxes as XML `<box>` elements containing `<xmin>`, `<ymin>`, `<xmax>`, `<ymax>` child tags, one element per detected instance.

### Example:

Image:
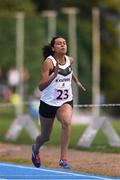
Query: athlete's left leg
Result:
<box><xmin>56</xmin><ymin>103</ymin><xmax>73</xmax><ymax>165</ymax></box>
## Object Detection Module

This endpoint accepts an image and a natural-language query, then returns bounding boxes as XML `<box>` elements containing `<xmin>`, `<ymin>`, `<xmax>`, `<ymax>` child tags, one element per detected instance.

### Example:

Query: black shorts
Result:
<box><xmin>39</xmin><ymin>100</ymin><xmax>73</xmax><ymax>118</ymax></box>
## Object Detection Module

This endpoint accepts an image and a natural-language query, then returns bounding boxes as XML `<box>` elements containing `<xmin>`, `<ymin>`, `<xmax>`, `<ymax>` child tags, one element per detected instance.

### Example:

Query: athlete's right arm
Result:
<box><xmin>38</xmin><ymin>58</ymin><xmax>58</xmax><ymax>91</ymax></box>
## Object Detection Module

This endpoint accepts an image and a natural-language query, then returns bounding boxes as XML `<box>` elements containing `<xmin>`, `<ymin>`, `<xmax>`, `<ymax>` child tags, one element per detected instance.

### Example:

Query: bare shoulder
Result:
<box><xmin>68</xmin><ymin>56</ymin><xmax>74</xmax><ymax>64</ymax></box>
<box><xmin>42</xmin><ymin>58</ymin><xmax>53</xmax><ymax>69</ymax></box>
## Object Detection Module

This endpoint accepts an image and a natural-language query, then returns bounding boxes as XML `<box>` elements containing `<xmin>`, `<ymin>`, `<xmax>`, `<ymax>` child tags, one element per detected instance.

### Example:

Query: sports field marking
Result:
<box><xmin>0</xmin><ymin>163</ymin><xmax>117</xmax><ymax>180</ymax></box>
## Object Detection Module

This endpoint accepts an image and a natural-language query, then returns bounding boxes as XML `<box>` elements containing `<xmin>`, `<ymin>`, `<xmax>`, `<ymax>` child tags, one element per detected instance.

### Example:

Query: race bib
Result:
<box><xmin>54</xmin><ymin>88</ymin><xmax>70</xmax><ymax>100</ymax></box>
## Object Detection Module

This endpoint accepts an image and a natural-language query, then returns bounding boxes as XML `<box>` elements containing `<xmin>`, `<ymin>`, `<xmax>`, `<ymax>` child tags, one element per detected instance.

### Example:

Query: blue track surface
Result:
<box><xmin>0</xmin><ymin>163</ymin><xmax>120</xmax><ymax>180</ymax></box>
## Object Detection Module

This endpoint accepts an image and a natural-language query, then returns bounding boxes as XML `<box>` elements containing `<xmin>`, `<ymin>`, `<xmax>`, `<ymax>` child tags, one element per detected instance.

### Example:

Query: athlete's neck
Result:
<box><xmin>53</xmin><ymin>54</ymin><xmax>66</xmax><ymax>65</ymax></box>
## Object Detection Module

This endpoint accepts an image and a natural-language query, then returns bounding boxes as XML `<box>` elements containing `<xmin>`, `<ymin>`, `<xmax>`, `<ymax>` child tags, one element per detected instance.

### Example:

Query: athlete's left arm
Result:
<box><xmin>72</xmin><ymin>72</ymin><xmax>86</xmax><ymax>91</ymax></box>
<box><xmin>69</xmin><ymin>57</ymin><xmax>86</xmax><ymax>91</ymax></box>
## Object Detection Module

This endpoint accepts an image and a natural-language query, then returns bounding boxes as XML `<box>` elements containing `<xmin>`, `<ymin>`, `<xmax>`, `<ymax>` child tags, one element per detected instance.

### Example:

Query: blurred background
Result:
<box><xmin>0</xmin><ymin>0</ymin><xmax>120</xmax><ymax>151</ymax></box>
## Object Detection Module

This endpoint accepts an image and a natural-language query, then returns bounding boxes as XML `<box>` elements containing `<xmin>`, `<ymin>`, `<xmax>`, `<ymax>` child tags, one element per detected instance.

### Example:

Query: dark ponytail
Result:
<box><xmin>42</xmin><ymin>44</ymin><xmax>53</xmax><ymax>60</ymax></box>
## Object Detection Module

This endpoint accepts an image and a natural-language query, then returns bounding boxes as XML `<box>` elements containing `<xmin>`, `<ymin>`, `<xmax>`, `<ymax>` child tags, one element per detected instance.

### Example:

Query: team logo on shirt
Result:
<box><xmin>55</xmin><ymin>78</ymin><xmax>70</xmax><ymax>82</ymax></box>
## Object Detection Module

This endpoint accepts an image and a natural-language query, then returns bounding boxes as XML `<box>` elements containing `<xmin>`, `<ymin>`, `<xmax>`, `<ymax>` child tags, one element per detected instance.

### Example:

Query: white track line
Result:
<box><xmin>0</xmin><ymin>163</ymin><xmax>112</xmax><ymax>180</ymax></box>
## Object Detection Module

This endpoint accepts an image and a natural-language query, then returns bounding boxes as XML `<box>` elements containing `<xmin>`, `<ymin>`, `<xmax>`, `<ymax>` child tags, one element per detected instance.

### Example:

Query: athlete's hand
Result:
<box><xmin>77</xmin><ymin>81</ymin><xmax>86</xmax><ymax>91</ymax></box>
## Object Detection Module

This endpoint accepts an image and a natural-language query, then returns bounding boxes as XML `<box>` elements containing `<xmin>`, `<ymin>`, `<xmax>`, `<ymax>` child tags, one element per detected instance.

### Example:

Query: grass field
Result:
<box><xmin>0</xmin><ymin>107</ymin><xmax>120</xmax><ymax>153</ymax></box>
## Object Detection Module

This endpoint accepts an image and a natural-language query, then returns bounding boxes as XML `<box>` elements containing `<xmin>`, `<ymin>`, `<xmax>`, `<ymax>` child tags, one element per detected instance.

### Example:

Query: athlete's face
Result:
<box><xmin>52</xmin><ymin>38</ymin><xmax>67</xmax><ymax>55</ymax></box>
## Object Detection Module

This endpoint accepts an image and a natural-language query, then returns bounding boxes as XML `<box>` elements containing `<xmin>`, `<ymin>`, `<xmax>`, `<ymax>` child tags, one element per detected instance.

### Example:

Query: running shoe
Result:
<box><xmin>59</xmin><ymin>159</ymin><xmax>71</xmax><ymax>169</ymax></box>
<box><xmin>32</xmin><ymin>144</ymin><xmax>41</xmax><ymax>168</ymax></box>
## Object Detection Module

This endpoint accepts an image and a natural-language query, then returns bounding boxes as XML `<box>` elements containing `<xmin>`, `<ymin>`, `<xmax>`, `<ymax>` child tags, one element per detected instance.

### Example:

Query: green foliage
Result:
<box><xmin>0</xmin><ymin>0</ymin><xmax>120</xmax><ymax>103</ymax></box>
<box><xmin>0</xmin><ymin>17</ymin><xmax>16</xmax><ymax>73</ymax></box>
<box><xmin>0</xmin><ymin>15</ymin><xmax>48</xmax><ymax>93</ymax></box>
<box><xmin>77</xmin><ymin>15</ymin><xmax>92</xmax><ymax>103</ymax></box>
<box><xmin>24</xmin><ymin>16</ymin><xmax>48</xmax><ymax>92</ymax></box>
<box><xmin>61</xmin><ymin>0</ymin><xmax>120</xmax><ymax>14</ymax></box>
<box><xmin>0</xmin><ymin>0</ymin><xmax>36</xmax><ymax>15</ymax></box>
<box><xmin>101</xmin><ymin>16</ymin><xmax>120</xmax><ymax>103</ymax></box>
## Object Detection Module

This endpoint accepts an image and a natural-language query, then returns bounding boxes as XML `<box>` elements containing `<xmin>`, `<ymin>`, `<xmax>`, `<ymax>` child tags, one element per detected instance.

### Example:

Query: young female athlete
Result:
<box><xmin>32</xmin><ymin>36</ymin><xmax>86</xmax><ymax>169</ymax></box>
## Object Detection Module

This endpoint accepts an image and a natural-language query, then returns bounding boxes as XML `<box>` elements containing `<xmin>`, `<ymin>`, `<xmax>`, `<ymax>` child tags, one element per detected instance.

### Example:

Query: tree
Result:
<box><xmin>0</xmin><ymin>0</ymin><xmax>36</xmax><ymax>15</ymax></box>
<box><xmin>0</xmin><ymin>0</ymin><xmax>120</xmax><ymax>104</ymax></box>
<box><xmin>33</xmin><ymin>0</ymin><xmax>61</xmax><ymax>12</ymax></box>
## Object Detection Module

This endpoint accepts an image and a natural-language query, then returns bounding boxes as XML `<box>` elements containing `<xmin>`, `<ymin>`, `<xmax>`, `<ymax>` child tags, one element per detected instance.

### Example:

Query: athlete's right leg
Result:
<box><xmin>32</xmin><ymin>100</ymin><xmax>57</xmax><ymax>167</ymax></box>
<box><xmin>32</xmin><ymin>115</ymin><xmax>54</xmax><ymax>167</ymax></box>
<box><xmin>33</xmin><ymin>100</ymin><xmax>56</xmax><ymax>153</ymax></box>
<box><xmin>34</xmin><ymin>115</ymin><xmax>55</xmax><ymax>153</ymax></box>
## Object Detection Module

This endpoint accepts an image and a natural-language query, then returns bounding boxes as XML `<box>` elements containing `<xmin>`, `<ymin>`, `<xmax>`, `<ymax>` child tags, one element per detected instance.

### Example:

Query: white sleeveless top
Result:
<box><xmin>40</xmin><ymin>55</ymin><xmax>73</xmax><ymax>106</ymax></box>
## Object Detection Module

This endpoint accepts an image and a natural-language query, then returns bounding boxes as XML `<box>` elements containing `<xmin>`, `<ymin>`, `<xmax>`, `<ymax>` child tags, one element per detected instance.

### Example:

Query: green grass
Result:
<box><xmin>0</xmin><ymin>110</ymin><xmax>120</xmax><ymax>153</ymax></box>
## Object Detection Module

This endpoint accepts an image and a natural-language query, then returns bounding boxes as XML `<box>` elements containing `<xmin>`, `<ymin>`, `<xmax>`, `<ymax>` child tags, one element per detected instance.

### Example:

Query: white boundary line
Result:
<box><xmin>0</xmin><ymin>102</ymin><xmax>120</xmax><ymax>108</ymax></box>
<box><xmin>74</xmin><ymin>104</ymin><xmax>120</xmax><ymax>107</ymax></box>
<box><xmin>0</xmin><ymin>163</ymin><xmax>113</xmax><ymax>180</ymax></box>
